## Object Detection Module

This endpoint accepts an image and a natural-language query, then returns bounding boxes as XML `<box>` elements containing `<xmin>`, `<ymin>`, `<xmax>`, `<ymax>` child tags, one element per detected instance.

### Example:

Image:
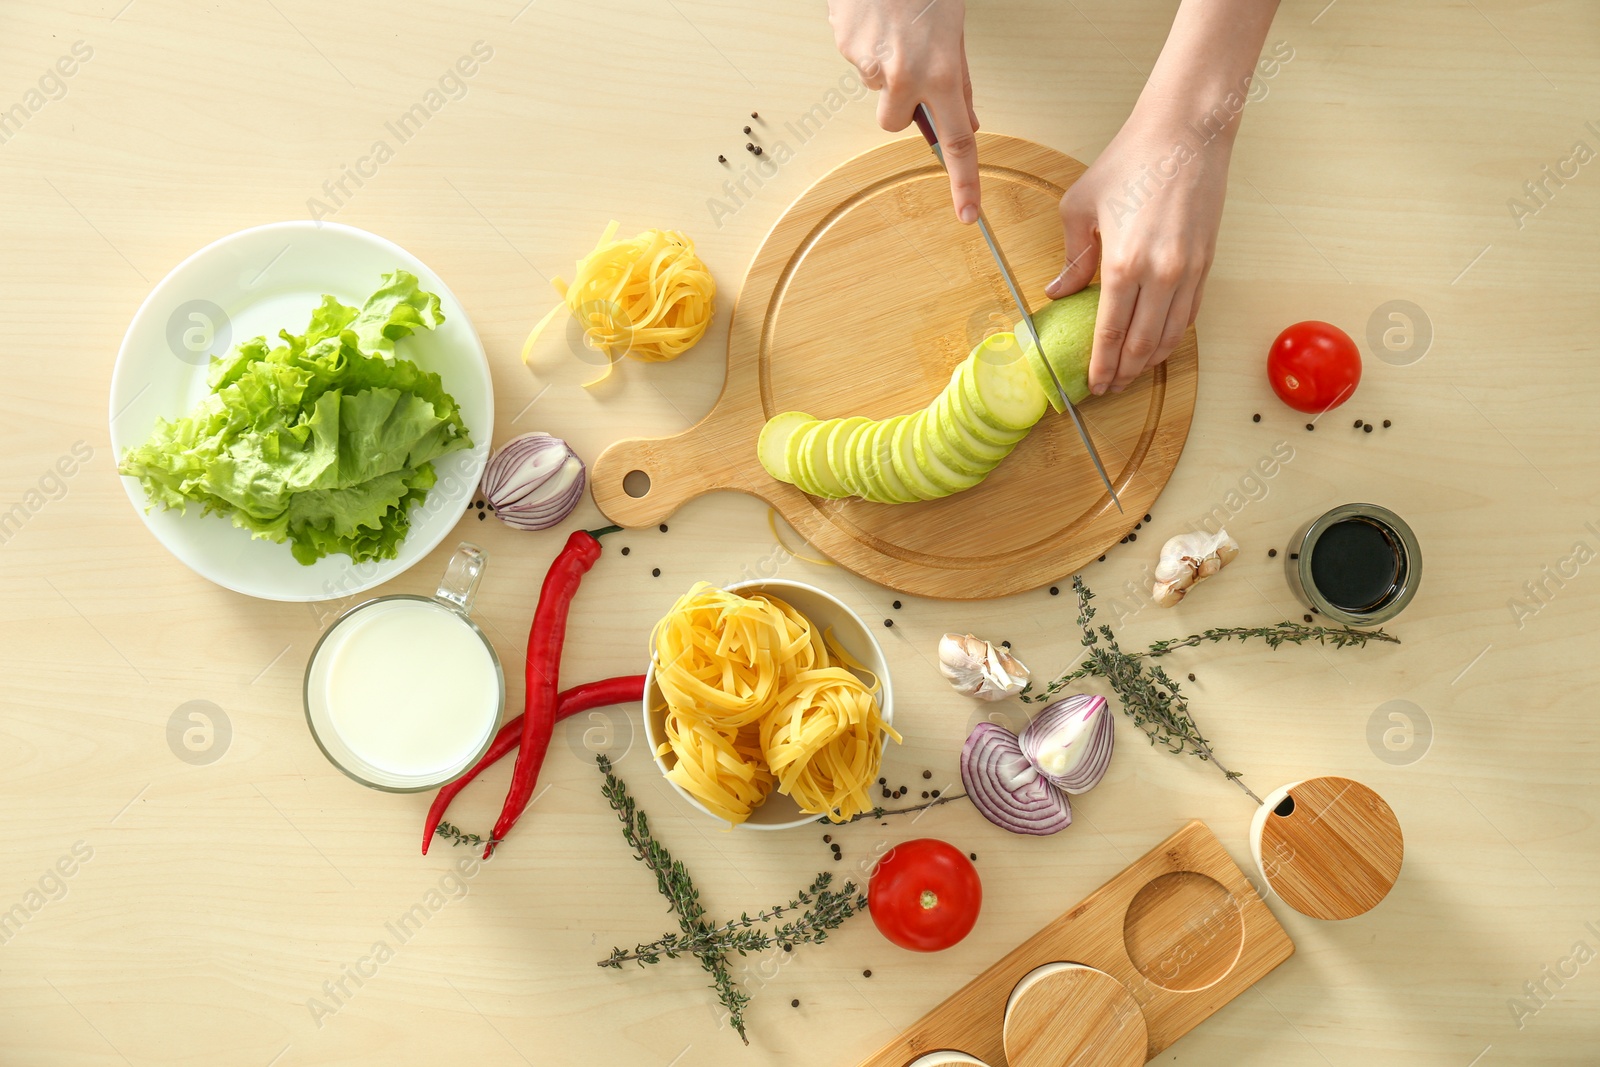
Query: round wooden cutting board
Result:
<box><xmin>592</xmin><ymin>133</ymin><xmax>1198</xmax><ymax>599</ymax></box>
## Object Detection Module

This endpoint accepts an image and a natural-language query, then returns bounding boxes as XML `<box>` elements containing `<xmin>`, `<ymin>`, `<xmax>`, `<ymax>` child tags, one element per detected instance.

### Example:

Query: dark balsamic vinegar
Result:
<box><xmin>1310</xmin><ymin>518</ymin><xmax>1400</xmax><ymax>611</ymax></box>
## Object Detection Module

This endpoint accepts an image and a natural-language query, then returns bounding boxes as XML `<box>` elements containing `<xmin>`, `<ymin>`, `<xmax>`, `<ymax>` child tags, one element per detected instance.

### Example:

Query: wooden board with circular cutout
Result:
<box><xmin>591</xmin><ymin>133</ymin><xmax>1198</xmax><ymax>600</ymax></box>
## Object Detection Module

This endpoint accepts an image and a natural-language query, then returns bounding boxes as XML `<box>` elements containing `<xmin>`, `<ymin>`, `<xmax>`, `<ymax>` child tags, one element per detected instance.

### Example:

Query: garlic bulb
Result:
<box><xmin>1152</xmin><ymin>529</ymin><xmax>1240</xmax><ymax>607</ymax></box>
<box><xmin>938</xmin><ymin>633</ymin><xmax>1031</xmax><ymax>701</ymax></box>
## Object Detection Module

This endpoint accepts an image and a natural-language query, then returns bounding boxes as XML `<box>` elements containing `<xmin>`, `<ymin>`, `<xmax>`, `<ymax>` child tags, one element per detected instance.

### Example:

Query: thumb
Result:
<box><xmin>1045</xmin><ymin>199</ymin><xmax>1099</xmax><ymax>299</ymax></box>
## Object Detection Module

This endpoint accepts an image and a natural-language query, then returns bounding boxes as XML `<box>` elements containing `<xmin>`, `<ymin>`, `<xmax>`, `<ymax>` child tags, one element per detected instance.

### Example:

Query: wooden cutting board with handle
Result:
<box><xmin>591</xmin><ymin>132</ymin><xmax>1197</xmax><ymax>600</ymax></box>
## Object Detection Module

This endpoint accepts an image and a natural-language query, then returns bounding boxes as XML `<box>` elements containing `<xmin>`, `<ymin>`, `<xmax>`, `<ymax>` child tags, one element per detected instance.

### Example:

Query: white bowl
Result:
<box><xmin>642</xmin><ymin>579</ymin><xmax>895</xmax><ymax>831</ymax></box>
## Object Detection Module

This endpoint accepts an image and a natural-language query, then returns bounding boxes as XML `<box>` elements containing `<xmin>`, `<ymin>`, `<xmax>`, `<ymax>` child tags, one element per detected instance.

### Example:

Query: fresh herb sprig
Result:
<box><xmin>594</xmin><ymin>755</ymin><xmax>867</xmax><ymax>1043</ymax></box>
<box><xmin>818</xmin><ymin>790</ymin><xmax>969</xmax><ymax>825</ymax></box>
<box><xmin>1021</xmin><ymin>578</ymin><xmax>1400</xmax><ymax>806</ymax></box>
<box><xmin>433</xmin><ymin>820</ymin><xmax>489</xmax><ymax>849</ymax></box>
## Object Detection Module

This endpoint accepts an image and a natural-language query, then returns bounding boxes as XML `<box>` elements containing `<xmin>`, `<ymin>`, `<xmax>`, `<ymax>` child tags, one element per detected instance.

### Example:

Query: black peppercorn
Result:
<box><xmin>922</xmin><ymin>770</ymin><xmax>932</xmax><ymax>779</ymax></box>
<box><xmin>651</xmin><ymin>568</ymin><xmax>660</xmax><ymax>577</ymax></box>
<box><xmin>476</xmin><ymin>500</ymin><xmax>485</xmax><ymax>509</ymax></box>
<box><xmin>1144</xmin><ymin>513</ymin><xmax>1152</xmax><ymax>523</ymax></box>
<box><xmin>783</xmin><ymin>943</ymin><xmax>793</xmax><ymax>952</ymax></box>
<box><xmin>1354</xmin><ymin>418</ymin><xmax>1363</xmax><ymax>428</ymax></box>
<box><xmin>884</xmin><ymin>618</ymin><xmax>893</xmax><ymax>627</ymax></box>
<box><xmin>1188</xmin><ymin>673</ymin><xmax>1196</xmax><ymax>682</ymax></box>
<box><xmin>1001</xmin><ymin>640</ymin><xmax>1011</xmax><ymax>649</ymax></box>
<box><xmin>1305</xmin><ymin>422</ymin><xmax>1315</xmax><ymax>431</ymax></box>
<box><xmin>743</xmin><ymin>125</ymin><xmax>751</xmax><ymax>134</ymax></box>
<box><xmin>751</xmin><ymin>111</ymin><xmax>760</xmax><ymax>119</ymax></box>
<box><xmin>1268</xmin><ymin>548</ymin><xmax>1277</xmax><ymax>558</ymax></box>
<box><xmin>1098</xmin><ymin>555</ymin><xmax>1106</xmax><ymax>562</ymax></box>
<box><xmin>792</xmin><ymin>999</ymin><xmax>800</xmax><ymax>1007</ymax></box>
<box><xmin>930</xmin><ymin>789</ymin><xmax>940</xmax><ymax>798</ymax></box>
<box><xmin>754</xmin><ymin>146</ymin><xmax>763</xmax><ymax>155</ymax></box>
<box><xmin>718</xmin><ymin>154</ymin><xmax>727</xmax><ymax>163</ymax></box>
<box><xmin>881</xmin><ymin>788</ymin><xmax>890</xmax><ymax>798</ymax></box>
<box><xmin>620</xmin><ymin>547</ymin><xmax>630</xmax><ymax>555</ymax></box>
<box><xmin>746</xmin><ymin>142</ymin><xmax>754</xmax><ymax>151</ymax></box>
<box><xmin>1364</xmin><ymin>423</ymin><xmax>1373</xmax><ymax>433</ymax></box>
<box><xmin>892</xmin><ymin>600</ymin><xmax>901</xmax><ymax>609</ymax></box>
<box><xmin>1119</xmin><ymin>535</ymin><xmax>1128</xmax><ymax>544</ymax></box>
<box><xmin>659</xmin><ymin>523</ymin><xmax>668</xmax><ymax>532</ymax></box>
<box><xmin>478</xmin><ymin>511</ymin><xmax>485</xmax><ymax>520</ymax></box>
<box><xmin>823</xmin><ymin>834</ymin><xmax>832</xmax><ymax>843</ymax></box>
<box><xmin>862</xmin><ymin>969</ymin><xmax>872</xmax><ymax>978</ymax></box>
<box><xmin>878</xmin><ymin>777</ymin><xmax>885</xmax><ymax>785</ymax></box>
<box><xmin>1252</xmin><ymin>413</ymin><xmax>1261</xmax><ymax>422</ymax></box>
<box><xmin>1304</xmin><ymin>614</ymin><xmax>1313</xmax><ymax>623</ymax></box>
<box><xmin>1383</xmin><ymin>419</ymin><xmax>1392</xmax><ymax>428</ymax></box>
<box><xmin>968</xmin><ymin>852</ymin><xmax>977</xmax><ymax>862</ymax></box>
<box><xmin>1128</xmin><ymin>533</ymin><xmax>1137</xmax><ymax>542</ymax></box>
<box><xmin>1134</xmin><ymin>522</ymin><xmax>1141</xmax><ymax>530</ymax></box>
<box><xmin>1050</xmin><ymin>586</ymin><xmax>1059</xmax><ymax>595</ymax></box>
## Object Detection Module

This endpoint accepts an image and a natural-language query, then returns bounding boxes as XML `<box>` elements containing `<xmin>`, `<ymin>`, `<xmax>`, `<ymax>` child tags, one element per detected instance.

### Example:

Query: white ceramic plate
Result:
<box><xmin>109</xmin><ymin>222</ymin><xmax>493</xmax><ymax>602</ymax></box>
<box><xmin>642</xmin><ymin>579</ymin><xmax>895</xmax><ymax>830</ymax></box>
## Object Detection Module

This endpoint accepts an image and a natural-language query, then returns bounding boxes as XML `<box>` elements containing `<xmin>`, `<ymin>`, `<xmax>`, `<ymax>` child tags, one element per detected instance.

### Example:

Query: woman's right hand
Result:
<box><xmin>828</xmin><ymin>0</ymin><xmax>981</xmax><ymax>223</ymax></box>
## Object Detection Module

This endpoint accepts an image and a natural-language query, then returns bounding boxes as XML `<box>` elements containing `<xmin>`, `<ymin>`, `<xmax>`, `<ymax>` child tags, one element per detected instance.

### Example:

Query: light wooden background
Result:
<box><xmin>2</xmin><ymin>1</ymin><xmax>1596</xmax><ymax>1065</ymax></box>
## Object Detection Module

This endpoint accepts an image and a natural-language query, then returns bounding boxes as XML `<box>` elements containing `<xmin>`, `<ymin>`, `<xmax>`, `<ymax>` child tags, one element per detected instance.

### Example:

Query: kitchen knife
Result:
<box><xmin>911</xmin><ymin>104</ymin><xmax>1123</xmax><ymax>513</ymax></box>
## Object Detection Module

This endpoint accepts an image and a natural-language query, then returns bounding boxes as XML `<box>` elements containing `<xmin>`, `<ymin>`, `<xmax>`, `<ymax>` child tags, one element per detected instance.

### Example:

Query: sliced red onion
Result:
<box><xmin>1019</xmin><ymin>694</ymin><xmax>1113</xmax><ymax>795</ymax></box>
<box><xmin>960</xmin><ymin>722</ymin><xmax>1072</xmax><ymax>836</ymax></box>
<box><xmin>480</xmin><ymin>432</ymin><xmax>586</xmax><ymax>531</ymax></box>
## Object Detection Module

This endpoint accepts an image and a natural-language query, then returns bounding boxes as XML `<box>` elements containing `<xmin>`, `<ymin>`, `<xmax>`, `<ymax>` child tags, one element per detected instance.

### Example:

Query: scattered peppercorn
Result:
<box><xmin>968</xmin><ymin>852</ymin><xmax>977</xmax><ymax>862</ymax></box>
<box><xmin>884</xmin><ymin>618</ymin><xmax>893</xmax><ymax>628</ymax></box>
<box><xmin>718</xmin><ymin>155</ymin><xmax>727</xmax><ymax>163</ymax></box>
<box><xmin>792</xmin><ymin>999</ymin><xmax>800</xmax><ymax>1007</ymax></box>
<box><xmin>1144</xmin><ymin>513</ymin><xmax>1152</xmax><ymax>523</ymax></box>
<box><xmin>1134</xmin><ymin>522</ymin><xmax>1141</xmax><ymax>530</ymax></box>
<box><xmin>620</xmin><ymin>547</ymin><xmax>630</xmax><ymax>556</ymax></box>
<box><xmin>1383</xmin><ymin>419</ymin><xmax>1392</xmax><ymax>428</ymax></box>
<box><xmin>881</xmin><ymin>788</ymin><xmax>891</xmax><ymax>798</ymax></box>
<box><xmin>1304</xmin><ymin>614</ymin><xmax>1314</xmax><ymax>623</ymax></box>
<box><xmin>751</xmin><ymin>111</ymin><xmax>760</xmax><ymax>119</ymax></box>
<box><xmin>922</xmin><ymin>770</ymin><xmax>932</xmax><ymax>779</ymax></box>
<box><xmin>1353</xmin><ymin>418</ymin><xmax>1363</xmax><ymax>428</ymax></box>
<box><xmin>862</xmin><ymin>969</ymin><xmax>872</xmax><ymax>978</ymax></box>
<box><xmin>477</xmin><ymin>511</ymin><xmax>485</xmax><ymax>520</ymax></box>
<box><xmin>1098</xmin><ymin>555</ymin><xmax>1106</xmax><ymax>562</ymax></box>
<box><xmin>783</xmin><ymin>943</ymin><xmax>793</xmax><ymax>952</ymax></box>
<box><xmin>746</xmin><ymin>142</ymin><xmax>755</xmax><ymax>151</ymax></box>
<box><xmin>1120</xmin><ymin>536</ymin><xmax>1129</xmax><ymax>544</ymax></box>
<box><xmin>931</xmin><ymin>789</ymin><xmax>940</xmax><ymax>798</ymax></box>
<box><xmin>1252</xmin><ymin>413</ymin><xmax>1261</xmax><ymax>422</ymax></box>
<box><xmin>1364</xmin><ymin>423</ymin><xmax>1373</xmax><ymax>433</ymax></box>
<box><xmin>476</xmin><ymin>500</ymin><xmax>485</xmax><ymax>509</ymax></box>
<box><xmin>892</xmin><ymin>600</ymin><xmax>902</xmax><ymax>609</ymax></box>
<box><xmin>878</xmin><ymin>777</ymin><xmax>885</xmax><ymax>785</ymax></box>
<box><xmin>823</xmin><ymin>834</ymin><xmax>832</xmax><ymax>843</ymax></box>
<box><xmin>743</xmin><ymin>125</ymin><xmax>752</xmax><ymax>134</ymax></box>
<box><xmin>1128</xmin><ymin>533</ymin><xmax>1137</xmax><ymax>542</ymax></box>
<box><xmin>1050</xmin><ymin>586</ymin><xmax>1059</xmax><ymax>595</ymax></box>
<box><xmin>1311</xmin><ymin>606</ymin><xmax>1320</xmax><ymax>613</ymax></box>
<box><xmin>659</xmin><ymin>523</ymin><xmax>668</xmax><ymax>532</ymax></box>
<box><xmin>921</xmin><ymin>791</ymin><xmax>929</xmax><ymax>799</ymax></box>
<box><xmin>1268</xmin><ymin>548</ymin><xmax>1277</xmax><ymax>558</ymax></box>
<box><xmin>1305</xmin><ymin>423</ymin><xmax>1315</xmax><ymax>431</ymax></box>
<box><xmin>1001</xmin><ymin>640</ymin><xmax>1011</xmax><ymax>649</ymax></box>
<box><xmin>1187</xmin><ymin>673</ymin><xmax>1196</xmax><ymax>682</ymax></box>
<box><xmin>651</xmin><ymin>568</ymin><xmax>661</xmax><ymax>577</ymax></box>
<box><xmin>754</xmin><ymin>146</ymin><xmax>763</xmax><ymax>155</ymax></box>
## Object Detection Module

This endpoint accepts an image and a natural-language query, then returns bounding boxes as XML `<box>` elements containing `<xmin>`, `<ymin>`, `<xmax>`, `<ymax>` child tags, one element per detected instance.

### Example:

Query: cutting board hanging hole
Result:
<box><xmin>1274</xmin><ymin>795</ymin><xmax>1296</xmax><ymax>818</ymax></box>
<box><xmin>624</xmin><ymin>470</ymin><xmax>651</xmax><ymax>498</ymax></box>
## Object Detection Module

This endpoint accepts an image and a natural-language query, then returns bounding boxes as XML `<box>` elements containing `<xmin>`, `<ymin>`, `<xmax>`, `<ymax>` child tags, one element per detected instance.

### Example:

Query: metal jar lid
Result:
<box><xmin>1287</xmin><ymin>503</ymin><xmax>1421</xmax><ymax>626</ymax></box>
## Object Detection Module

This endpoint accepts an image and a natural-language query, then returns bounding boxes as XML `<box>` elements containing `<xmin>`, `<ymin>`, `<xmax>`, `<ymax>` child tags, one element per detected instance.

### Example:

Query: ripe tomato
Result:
<box><xmin>1267</xmin><ymin>321</ymin><xmax>1361</xmax><ymax>413</ymax></box>
<box><xmin>867</xmin><ymin>838</ymin><xmax>982</xmax><ymax>952</ymax></box>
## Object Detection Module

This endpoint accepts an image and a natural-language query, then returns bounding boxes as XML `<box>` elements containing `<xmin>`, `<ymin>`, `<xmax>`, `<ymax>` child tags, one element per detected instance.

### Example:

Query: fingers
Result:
<box><xmin>961</xmin><ymin>40</ymin><xmax>979</xmax><ymax>132</ymax></box>
<box><xmin>930</xmin><ymin>92</ymin><xmax>981</xmax><ymax>223</ymax></box>
<box><xmin>1047</xmin><ymin>194</ymin><xmax>1101</xmax><ymax>300</ymax></box>
<box><xmin>876</xmin><ymin>75</ymin><xmax>919</xmax><ymax>132</ymax></box>
<box><xmin>1087</xmin><ymin>276</ymin><xmax>1135</xmax><ymax>397</ymax></box>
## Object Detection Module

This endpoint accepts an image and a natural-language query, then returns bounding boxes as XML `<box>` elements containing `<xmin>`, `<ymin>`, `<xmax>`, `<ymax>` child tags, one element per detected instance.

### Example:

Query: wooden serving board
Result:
<box><xmin>591</xmin><ymin>133</ymin><xmax>1198</xmax><ymax>600</ymax></box>
<box><xmin>852</xmin><ymin>821</ymin><xmax>1294</xmax><ymax>1067</ymax></box>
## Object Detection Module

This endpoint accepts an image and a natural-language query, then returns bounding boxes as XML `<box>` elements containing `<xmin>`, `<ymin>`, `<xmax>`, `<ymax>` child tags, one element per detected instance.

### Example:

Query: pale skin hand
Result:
<box><xmin>1048</xmin><ymin>0</ymin><xmax>1281</xmax><ymax>394</ymax></box>
<box><xmin>827</xmin><ymin>0</ymin><xmax>982</xmax><ymax>223</ymax></box>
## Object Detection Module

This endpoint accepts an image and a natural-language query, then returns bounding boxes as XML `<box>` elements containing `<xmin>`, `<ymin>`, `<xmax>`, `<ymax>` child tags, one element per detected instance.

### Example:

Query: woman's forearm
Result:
<box><xmin>1134</xmin><ymin>0</ymin><xmax>1282</xmax><ymax>146</ymax></box>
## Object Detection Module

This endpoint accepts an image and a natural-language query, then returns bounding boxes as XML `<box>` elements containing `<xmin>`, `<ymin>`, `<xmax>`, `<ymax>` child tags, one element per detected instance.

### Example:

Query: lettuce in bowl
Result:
<box><xmin>118</xmin><ymin>271</ymin><xmax>472</xmax><ymax>565</ymax></box>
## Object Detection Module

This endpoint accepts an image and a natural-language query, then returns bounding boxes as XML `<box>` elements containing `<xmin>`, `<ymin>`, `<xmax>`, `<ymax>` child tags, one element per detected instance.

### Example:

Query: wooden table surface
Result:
<box><xmin>3</xmin><ymin>1</ymin><xmax>1596</xmax><ymax>1065</ymax></box>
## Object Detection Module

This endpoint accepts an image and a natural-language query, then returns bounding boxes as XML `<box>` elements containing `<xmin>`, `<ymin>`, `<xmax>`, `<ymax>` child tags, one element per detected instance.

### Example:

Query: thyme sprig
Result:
<box><xmin>1020</xmin><ymin>578</ymin><xmax>1400</xmax><ymax>806</ymax></box>
<box><xmin>817</xmin><ymin>790</ymin><xmax>969</xmax><ymax>825</ymax></box>
<box><xmin>594</xmin><ymin>755</ymin><xmax>866</xmax><ymax>1043</ymax></box>
<box><xmin>433</xmin><ymin>820</ymin><xmax>489</xmax><ymax>849</ymax></box>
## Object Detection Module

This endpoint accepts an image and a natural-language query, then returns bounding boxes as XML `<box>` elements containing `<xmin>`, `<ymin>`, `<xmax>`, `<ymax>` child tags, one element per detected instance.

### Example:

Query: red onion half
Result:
<box><xmin>1019</xmin><ymin>694</ymin><xmax>1113</xmax><ymax>795</ymax></box>
<box><xmin>960</xmin><ymin>722</ymin><xmax>1072</xmax><ymax>836</ymax></box>
<box><xmin>480</xmin><ymin>432</ymin><xmax>586</xmax><ymax>530</ymax></box>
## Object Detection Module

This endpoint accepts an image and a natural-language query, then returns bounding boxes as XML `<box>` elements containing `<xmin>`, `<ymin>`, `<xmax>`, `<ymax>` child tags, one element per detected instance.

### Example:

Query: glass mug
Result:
<box><xmin>304</xmin><ymin>543</ymin><xmax>505</xmax><ymax>792</ymax></box>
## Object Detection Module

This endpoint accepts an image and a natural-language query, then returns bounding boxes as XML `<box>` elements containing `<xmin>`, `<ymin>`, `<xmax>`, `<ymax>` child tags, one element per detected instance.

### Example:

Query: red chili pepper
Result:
<box><xmin>486</xmin><ymin>526</ymin><xmax>620</xmax><ymax>857</ymax></box>
<box><xmin>421</xmin><ymin>674</ymin><xmax>644</xmax><ymax>854</ymax></box>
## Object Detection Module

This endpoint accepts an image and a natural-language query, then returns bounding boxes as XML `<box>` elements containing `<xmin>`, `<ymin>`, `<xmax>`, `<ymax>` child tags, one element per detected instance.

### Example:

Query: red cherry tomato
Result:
<box><xmin>1267</xmin><ymin>321</ymin><xmax>1361</xmax><ymax>414</ymax></box>
<box><xmin>867</xmin><ymin>838</ymin><xmax>982</xmax><ymax>952</ymax></box>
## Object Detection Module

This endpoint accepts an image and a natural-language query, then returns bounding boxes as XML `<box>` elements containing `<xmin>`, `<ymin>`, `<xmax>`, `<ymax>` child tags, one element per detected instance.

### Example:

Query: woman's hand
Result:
<box><xmin>1044</xmin><ymin>110</ymin><xmax>1232</xmax><ymax>395</ymax></box>
<box><xmin>828</xmin><ymin>0</ymin><xmax>981</xmax><ymax>223</ymax></box>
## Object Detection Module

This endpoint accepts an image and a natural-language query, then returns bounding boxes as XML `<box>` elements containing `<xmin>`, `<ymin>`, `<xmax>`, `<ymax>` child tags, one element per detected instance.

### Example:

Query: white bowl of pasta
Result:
<box><xmin>642</xmin><ymin>579</ymin><xmax>897</xmax><ymax>831</ymax></box>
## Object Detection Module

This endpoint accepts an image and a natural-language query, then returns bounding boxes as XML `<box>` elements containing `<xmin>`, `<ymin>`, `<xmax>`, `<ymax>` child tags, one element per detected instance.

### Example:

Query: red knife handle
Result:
<box><xmin>912</xmin><ymin>103</ymin><xmax>938</xmax><ymax>148</ymax></box>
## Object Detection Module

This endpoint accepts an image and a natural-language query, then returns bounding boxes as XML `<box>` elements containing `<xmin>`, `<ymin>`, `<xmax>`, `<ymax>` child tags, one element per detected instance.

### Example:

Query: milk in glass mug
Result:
<box><xmin>303</xmin><ymin>543</ymin><xmax>504</xmax><ymax>791</ymax></box>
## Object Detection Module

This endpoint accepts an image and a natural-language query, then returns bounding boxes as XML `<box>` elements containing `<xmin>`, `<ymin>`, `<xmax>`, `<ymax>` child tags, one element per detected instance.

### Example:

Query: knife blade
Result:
<box><xmin>911</xmin><ymin>104</ymin><xmax>1123</xmax><ymax>513</ymax></box>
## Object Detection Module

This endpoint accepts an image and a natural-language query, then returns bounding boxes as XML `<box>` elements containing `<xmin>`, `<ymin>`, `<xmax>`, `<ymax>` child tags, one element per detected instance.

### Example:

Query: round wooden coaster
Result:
<box><xmin>1003</xmin><ymin>962</ymin><xmax>1147</xmax><ymax>1067</ymax></box>
<box><xmin>1251</xmin><ymin>776</ymin><xmax>1403</xmax><ymax>920</ymax></box>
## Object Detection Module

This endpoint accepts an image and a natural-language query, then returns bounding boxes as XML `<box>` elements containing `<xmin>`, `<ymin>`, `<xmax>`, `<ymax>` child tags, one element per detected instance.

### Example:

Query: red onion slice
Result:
<box><xmin>480</xmin><ymin>432</ymin><xmax>586</xmax><ymax>531</ymax></box>
<box><xmin>1019</xmin><ymin>694</ymin><xmax>1113</xmax><ymax>795</ymax></box>
<box><xmin>960</xmin><ymin>722</ymin><xmax>1072</xmax><ymax>836</ymax></box>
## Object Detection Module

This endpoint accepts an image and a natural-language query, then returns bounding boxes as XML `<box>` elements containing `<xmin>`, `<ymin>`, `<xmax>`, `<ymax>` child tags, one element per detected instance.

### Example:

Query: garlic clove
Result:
<box><xmin>1152</xmin><ymin>528</ymin><xmax>1239</xmax><ymax>607</ymax></box>
<box><xmin>938</xmin><ymin>632</ymin><xmax>1031</xmax><ymax>701</ymax></box>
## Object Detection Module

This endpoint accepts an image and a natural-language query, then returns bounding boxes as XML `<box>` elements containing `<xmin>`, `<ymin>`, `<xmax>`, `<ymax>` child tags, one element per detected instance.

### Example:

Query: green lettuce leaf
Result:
<box><xmin>119</xmin><ymin>271</ymin><xmax>471</xmax><ymax>566</ymax></box>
